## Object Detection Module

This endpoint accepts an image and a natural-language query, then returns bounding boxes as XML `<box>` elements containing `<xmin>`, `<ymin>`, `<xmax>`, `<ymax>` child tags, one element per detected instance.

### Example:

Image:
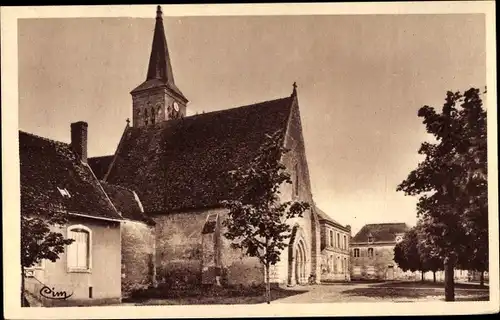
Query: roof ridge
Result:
<box><xmin>88</xmin><ymin>155</ymin><xmax>114</xmax><ymax>160</ymax></box>
<box><xmin>19</xmin><ymin>130</ymin><xmax>70</xmax><ymax>148</ymax></box>
<box><xmin>185</xmin><ymin>96</ymin><xmax>292</xmax><ymax>119</ymax></box>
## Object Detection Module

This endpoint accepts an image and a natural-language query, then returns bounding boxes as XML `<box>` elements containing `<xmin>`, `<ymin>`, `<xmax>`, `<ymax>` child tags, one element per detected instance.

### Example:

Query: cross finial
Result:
<box><xmin>292</xmin><ymin>82</ymin><xmax>297</xmax><ymax>97</ymax></box>
<box><xmin>126</xmin><ymin>118</ymin><xmax>130</xmax><ymax>126</ymax></box>
<box><xmin>156</xmin><ymin>5</ymin><xmax>163</xmax><ymax>19</ymax></box>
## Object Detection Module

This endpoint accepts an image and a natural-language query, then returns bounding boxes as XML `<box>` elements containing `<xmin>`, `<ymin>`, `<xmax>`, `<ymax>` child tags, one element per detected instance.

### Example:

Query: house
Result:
<box><xmin>20</xmin><ymin>122</ymin><xmax>124</xmax><ymax>306</ymax></box>
<box><xmin>88</xmin><ymin>5</ymin><xmax>321</xmax><ymax>287</ymax></box>
<box><xmin>350</xmin><ymin>223</ymin><xmax>412</xmax><ymax>281</ymax></box>
<box><xmin>316</xmin><ymin>207</ymin><xmax>351</xmax><ymax>282</ymax></box>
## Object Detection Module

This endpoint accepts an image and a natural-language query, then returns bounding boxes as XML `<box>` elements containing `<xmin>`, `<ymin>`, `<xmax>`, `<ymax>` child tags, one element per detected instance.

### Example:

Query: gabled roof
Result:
<box><xmin>103</xmin><ymin>95</ymin><xmax>295</xmax><ymax>213</ymax></box>
<box><xmin>130</xmin><ymin>5</ymin><xmax>187</xmax><ymax>102</ymax></box>
<box><xmin>351</xmin><ymin>223</ymin><xmax>409</xmax><ymax>243</ymax></box>
<box><xmin>88</xmin><ymin>155</ymin><xmax>113</xmax><ymax>180</ymax></box>
<box><xmin>19</xmin><ymin>131</ymin><xmax>123</xmax><ymax>221</ymax></box>
<box><xmin>100</xmin><ymin>181</ymin><xmax>154</xmax><ymax>225</ymax></box>
<box><xmin>315</xmin><ymin>206</ymin><xmax>348</xmax><ymax>231</ymax></box>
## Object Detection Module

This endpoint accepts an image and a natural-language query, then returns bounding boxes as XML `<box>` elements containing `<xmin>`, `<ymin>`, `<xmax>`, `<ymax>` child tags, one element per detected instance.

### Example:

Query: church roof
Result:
<box><xmin>102</xmin><ymin>95</ymin><xmax>295</xmax><ymax>213</ymax></box>
<box><xmin>88</xmin><ymin>155</ymin><xmax>113</xmax><ymax>180</ymax></box>
<box><xmin>100</xmin><ymin>181</ymin><xmax>154</xmax><ymax>225</ymax></box>
<box><xmin>351</xmin><ymin>223</ymin><xmax>409</xmax><ymax>244</ymax></box>
<box><xmin>19</xmin><ymin>131</ymin><xmax>123</xmax><ymax>221</ymax></box>
<box><xmin>130</xmin><ymin>5</ymin><xmax>187</xmax><ymax>102</ymax></box>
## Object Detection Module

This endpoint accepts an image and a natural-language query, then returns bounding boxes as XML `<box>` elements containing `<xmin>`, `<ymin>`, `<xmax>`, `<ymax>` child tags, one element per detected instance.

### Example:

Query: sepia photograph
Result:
<box><xmin>1</xmin><ymin>2</ymin><xmax>498</xmax><ymax>318</ymax></box>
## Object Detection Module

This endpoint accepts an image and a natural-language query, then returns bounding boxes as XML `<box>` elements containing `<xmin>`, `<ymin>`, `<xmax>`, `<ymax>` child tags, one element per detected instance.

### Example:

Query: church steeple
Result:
<box><xmin>130</xmin><ymin>5</ymin><xmax>188</xmax><ymax>128</ymax></box>
<box><xmin>146</xmin><ymin>6</ymin><xmax>175</xmax><ymax>84</ymax></box>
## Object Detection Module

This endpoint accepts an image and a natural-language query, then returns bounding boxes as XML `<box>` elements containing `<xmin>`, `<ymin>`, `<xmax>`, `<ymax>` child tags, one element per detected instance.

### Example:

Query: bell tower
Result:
<box><xmin>130</xmin><ymin>5</ymin><xmax>188</xmax><ymax>128</ymax></box>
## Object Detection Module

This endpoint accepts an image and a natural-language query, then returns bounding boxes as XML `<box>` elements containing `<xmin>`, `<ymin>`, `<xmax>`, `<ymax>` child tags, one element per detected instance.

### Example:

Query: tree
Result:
<box><xmin>394</xmin><ymin>227</ymin><xmax>426</xmax><ymax>280</ymax></box>
<box><xmin>221</xmin><ymin>129</ymin><xmax>310</xmax><ymax>304</ymax></box>
<box><xmin>397</xmin><ymin>87</ymin><xmax>488</xmax><ymax>301</ymax></box>
<box><xmin>21</xmin><ymin>210</ymin><xmax>74</xmax><ymax>306</ymax></box>
<box><xmin>415</xmin><ymin>221</ymin><xmax>443</xmax><ymax>283</ymax></box>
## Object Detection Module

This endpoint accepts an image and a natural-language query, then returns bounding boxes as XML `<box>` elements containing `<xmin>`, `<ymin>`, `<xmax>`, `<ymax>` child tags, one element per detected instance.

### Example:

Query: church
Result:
<box><xmin>88</xmin><ymin>5</ymin><xmax>322</xmax><ymax>288</ymax></box>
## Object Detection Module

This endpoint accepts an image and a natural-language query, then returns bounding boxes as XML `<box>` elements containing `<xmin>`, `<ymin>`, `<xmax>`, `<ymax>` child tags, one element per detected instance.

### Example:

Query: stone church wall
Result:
<box><xmin>121</xmin><ymin>220</ymin><xmax>156</xmax><ymax>297</ymax></box>
<box><xmin>277</xmin><ymin>98</ymin><xmax>320</xmax><ymax>285</ymax></box>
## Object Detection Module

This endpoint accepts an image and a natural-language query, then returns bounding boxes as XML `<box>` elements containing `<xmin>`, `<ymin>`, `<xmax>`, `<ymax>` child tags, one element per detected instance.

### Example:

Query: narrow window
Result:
<box><xmin>368</xmin><ymin>248</ymin><xmax>374</xmax><ymax>258</ymax></box>
<box><xmin>151</xmin><ymin>107</ymin><xmax>156</xmax><ymax>124</ymax></box>
<box><xmin>294</xmin><ymin>163</ymin><xmax>299</xmax><ymax>196</ymax></box>
<box><xmin>337</xmin><ymin>233</ymin><xmax>340</xmax><ymax>248</ymax></box>
<box><xmin>353</xmin><ymin>248</ymin><xmax>360</xmax><ymax>258</ymax></box>
<box><xmin>329</xmin><ymin>230</ymin><xmax>334</xmax><ymax>247</ymax></box>
<box><xmin>67</xmin><ymin>225</ymin><xmax>91</xmax><ymax>271</ymax></box>
<box><xmin>344</xmin><ymin>235</ymin><xmax>347</xmax><ymax>249</ymax></box>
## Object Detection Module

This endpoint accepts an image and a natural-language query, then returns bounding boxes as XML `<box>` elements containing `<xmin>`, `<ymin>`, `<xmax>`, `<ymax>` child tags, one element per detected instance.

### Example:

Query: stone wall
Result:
<box><xmin>350</xmin><ymin>244</ymin><xmax>409</xmax><ymax>280</ymax></box>
<box><xmin>154</xmin><ymin>208</ymin><xmax>221</xmax><ymax>287</ymax></box>
<box><xmin>278</xmin><ymin>97</ymin><xmax>320</xmax><ymax>284</ymax></box>
<box><xmin>121</xmin><ymin>220</ymin><xmax>156</xmax><ymax>297</ymax></box>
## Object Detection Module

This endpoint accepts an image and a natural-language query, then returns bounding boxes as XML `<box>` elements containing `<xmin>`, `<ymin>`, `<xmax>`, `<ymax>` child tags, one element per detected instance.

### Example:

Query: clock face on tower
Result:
<box><xmin>173</xmin><ymin>102</ymin><xmax>179</xmax><ymax>112</ymax></box>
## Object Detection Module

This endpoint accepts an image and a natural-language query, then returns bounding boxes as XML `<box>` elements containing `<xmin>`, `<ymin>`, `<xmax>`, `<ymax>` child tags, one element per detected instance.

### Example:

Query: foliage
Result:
<box><xmin>394</xmin><ymin>227</ymin><xmax>424</xmax><ymax>273</ymax></box>
<box><xmin>221</xmin><ymin>129</ymin><xmax>310</xmax><ymax>303</ymax></box>
<box><xmin>21</xmin><ymin>210</ymin><xmax>74</xmax><ymax>269</ymax></box>
<box><xmin>397</xmin><ymin>87</ymin><xmax>488</xmax><ymax>299</ymax></box>
<box><xmin>21</xmin><ymin>209</ymin><xmax>74</xmax><ymax>306</ymax></box>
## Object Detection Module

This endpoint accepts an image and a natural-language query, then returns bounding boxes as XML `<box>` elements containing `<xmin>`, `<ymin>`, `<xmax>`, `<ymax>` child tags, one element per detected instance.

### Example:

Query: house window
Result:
<box><xmin>329</xmin><ymin>230</ymin><xmax>334</xmax><ymax>247</ymax></box>
<box><xmin>67</xmin><ymin>225</ymin><xmax>91</xmax><ymax>272</ymax></box>
<box><xmin>368</xmin><ymin>235</ymin><xmax>374</xmax><ymax>243</ymax></box>
<box><xmin>368</xmin><ymin>248</ymin><xmax>374</xmax><ymax>258</ymax></box>
<box><xmin>337</xmin><ymin>233</ymin><xmax>340</xmax><ymax>248</ymax></box>
<box><xmin>344</xmin><ymin>257</ymin><xmax>347</xmax><ymax>273</ymax></box>
<box><xmin>344</xmin><ymin>235</ymin><xmax>347</xmax><ymax>249</ymax></box>
<box><xmin>353</xmin><ymin>248</ymin><xmax>360</xmax><ymax>257</ymax></box>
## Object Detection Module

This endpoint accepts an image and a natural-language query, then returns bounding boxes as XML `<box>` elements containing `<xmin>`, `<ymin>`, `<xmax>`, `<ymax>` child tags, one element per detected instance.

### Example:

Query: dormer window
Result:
<box><xmin>57</xmin><ymin>187</ymin><xmax>71</xmax><ymax>198</ymax></box>
<box><xmin>367</xmin><ymin>235</ymin><xmax>374</xmax><ymax>243</ymax></box>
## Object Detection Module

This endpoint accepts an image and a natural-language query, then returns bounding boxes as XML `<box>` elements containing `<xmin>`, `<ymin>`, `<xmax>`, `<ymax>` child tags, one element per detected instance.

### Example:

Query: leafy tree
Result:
<box><xmin>415</xmin><ymin>221</ymin><xmax>443</xmax><ymax>283</ymax></box>
<box><xmin>21</xmin><ymin>210</ymin><xmax>74</xmax><ymax>306</ymax></box>
<box><xmin>397</xmin><ymin>87</ymin><xmax>488</xmax><ymax>301</ymax></box>
<box><xmin>394</xmin><ymin>227</ymin><xmax>426</xmax><ymax>280</ymax></box>
<box><xmin>221</xmin><ymin>130</ymin><xmax>310</xmax><ymax>304</ymax></box>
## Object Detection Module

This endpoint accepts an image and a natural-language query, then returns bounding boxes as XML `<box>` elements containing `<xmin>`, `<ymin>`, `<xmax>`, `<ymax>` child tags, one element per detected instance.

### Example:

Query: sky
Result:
<box><xmin>18</xmin><ymin>12</ymin><xmax>486</xmax><ymax>235</ymax></box>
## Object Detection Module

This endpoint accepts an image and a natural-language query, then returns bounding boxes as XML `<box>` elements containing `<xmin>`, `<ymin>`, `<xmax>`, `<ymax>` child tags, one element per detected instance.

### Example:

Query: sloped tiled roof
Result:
<box><xmin>352</xmin><ymin>223</ymin><xmax>409</xmax><ymax>243</ymax></box>
<box><xmin>100</xmin><ymin>181</ymin><xmax>154</xmax><ymax>225</ymax></box>
<box><xmin>19</xmin><ymin>131</ymin><xmax>123</xmax><ymax>221</ymax></box>
<box><xmin>88</xmin><ymin>155</ymin><xmax>113</xmax><ymax>180</ymax></box>
<box><xmin>104</xmin><ymin>96</ymin><xmax>294</xmax><ymax>213</ymax></box>
<box><xmin>315</xmin><ymin>206</ymin><xmax>348</xmax><ymax>231</ymax></box>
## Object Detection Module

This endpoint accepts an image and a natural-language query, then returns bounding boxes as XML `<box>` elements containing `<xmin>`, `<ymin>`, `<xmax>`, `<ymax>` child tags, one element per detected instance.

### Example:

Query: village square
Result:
<box><xmin>15</xmin><ymin>5</ymin><xmax>490</xmax><ymax>307</ymax></box>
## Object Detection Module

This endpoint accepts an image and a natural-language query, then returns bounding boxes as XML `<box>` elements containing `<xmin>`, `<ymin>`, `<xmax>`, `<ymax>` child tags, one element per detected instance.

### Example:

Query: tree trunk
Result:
<box><xmin>265</xmin><ymin>262</ymin><xmax>271</xmax><ymax>304</ymax></box>
<box><xmin>433</xmin><ymin>271</ymin><xmax>436</xmax><ymax>283</ymax></box>
<box><xmin>444</xmin><ymin>256</ymin><xmax>455</xmax><ymax>301</ymax></box>
<box><xmin>479</xmin><ymin>271</ymin><xmax>485</xmax><ymax>287</ymax></box>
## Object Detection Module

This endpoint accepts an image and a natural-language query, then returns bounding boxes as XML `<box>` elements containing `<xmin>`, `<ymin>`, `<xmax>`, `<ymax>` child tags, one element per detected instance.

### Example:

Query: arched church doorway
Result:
<box><xmin>288</xmin><ymin>225</ymin><xmax>309</xmax><ymax>286</ymax></box>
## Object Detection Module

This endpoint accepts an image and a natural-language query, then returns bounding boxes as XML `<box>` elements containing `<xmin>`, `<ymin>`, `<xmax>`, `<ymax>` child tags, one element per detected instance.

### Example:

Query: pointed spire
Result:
<box><xmin>146</xmin><ymin>5</ymin><xmax>174</xmax><ymax>83</ymax></box>
<box><xmin>291</xmin><ymin>82</ymin><xmax>298</xmax><ymax>97</ymax></box>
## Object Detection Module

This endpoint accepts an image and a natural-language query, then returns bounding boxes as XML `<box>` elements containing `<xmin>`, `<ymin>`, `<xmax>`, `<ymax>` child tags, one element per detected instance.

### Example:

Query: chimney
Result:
<box><xmin>71</xmin><ymin>121</ymin><xmax>88</xmax><ymax>163</ymax></box>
